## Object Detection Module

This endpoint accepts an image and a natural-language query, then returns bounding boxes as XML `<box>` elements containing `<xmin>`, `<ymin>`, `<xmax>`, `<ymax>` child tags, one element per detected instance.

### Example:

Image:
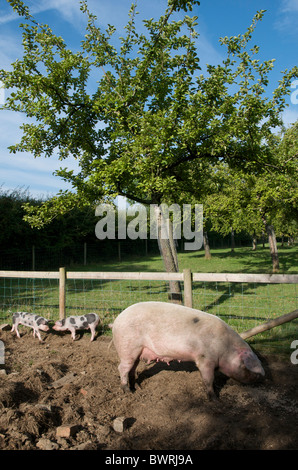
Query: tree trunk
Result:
<box><xmin>203</xmin><ymin>231</ymin><xmax>212</xmax><ymax>259</ymax></box>
<box><xmin>252</xmin><ymin>231</ymin><xmax>257</xmax><ymax>251</ymax></box>
<box><xmin>155</xmin><ymin>206</ymin><xmax>182</xmax><ymax>304</ymax></box>
<box><xmin>231</xmin><ymin>227</ymin><xmax>235</xmax><ymax>252</ymax></box>
<box><xmin>265</xmin><ymin>223</ymin><xmax>279</xmax><ymax>272</ymax></box>
<box><xmin>281</xmin><ymin>235</ymin><xmax>284</xmax><ymax>247</ymax></box>
<box><xmin>262</xmin><ymin>232</ymin><xmax>265</xmax><ymax>248</ymax></box>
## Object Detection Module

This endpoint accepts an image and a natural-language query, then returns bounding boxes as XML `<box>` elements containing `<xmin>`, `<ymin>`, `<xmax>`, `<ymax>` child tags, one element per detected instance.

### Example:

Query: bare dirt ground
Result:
<box><xmin>0</xmin><ymin>327</ymin><xmax>297</xmax><ymax>451</ymax></box>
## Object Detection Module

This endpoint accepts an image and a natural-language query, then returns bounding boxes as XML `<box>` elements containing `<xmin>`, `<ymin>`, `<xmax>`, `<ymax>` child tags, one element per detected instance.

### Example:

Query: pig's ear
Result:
<box><xmin>239</xmin><ymin>349</ymin><xmax>259</xmax><ymax>372</ymax></box>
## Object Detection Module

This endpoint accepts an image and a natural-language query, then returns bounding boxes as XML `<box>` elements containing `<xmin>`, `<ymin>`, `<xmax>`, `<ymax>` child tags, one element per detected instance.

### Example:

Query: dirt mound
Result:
<box><xmin>0</xmin><ymin>328</ymin><xmax>297</xmax><ymax>450</ymax></box>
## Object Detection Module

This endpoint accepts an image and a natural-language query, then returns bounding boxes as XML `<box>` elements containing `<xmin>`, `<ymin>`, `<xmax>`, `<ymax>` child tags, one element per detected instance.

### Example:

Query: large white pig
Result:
<box><xmin>111</xmin><ymin>301</ymin><xmax>265</xmax><ymax>399</ymax></box>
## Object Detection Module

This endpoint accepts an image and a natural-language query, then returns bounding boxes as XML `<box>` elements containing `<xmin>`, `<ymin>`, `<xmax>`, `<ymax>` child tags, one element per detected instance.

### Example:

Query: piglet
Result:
<box><xmin>111</xmin><ymin>301</ymin><xmax>265</xmax><ymax>400</ymax></box>
<box><xmin>53</xmin><ymin>313</ymin><xmax>100</xmax><ymax>341</ymax></box>
<box><xmin>11</xmin><ymin>312</ymin><xmax>50</xmax><ymax>342</ymax></box>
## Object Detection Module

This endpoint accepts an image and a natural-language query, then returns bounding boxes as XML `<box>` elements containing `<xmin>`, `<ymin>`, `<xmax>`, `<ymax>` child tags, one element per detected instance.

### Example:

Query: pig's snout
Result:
<box><xmin>226</xmin><ymin>349</ymin><xmax>265</xmax><ymax>384</ymax></box>
<box><xmin>40</xmin><ymin>324</ymin><xmax>50</xmax><ymax>332</ymax></box>
<box><xmin>249</xmin><ymin>363</ymin><xmax>265</xmax><ymax>378</ymax></box>
<box><xmin>240</xmin><ymin>349</ymin><xmax>265</xmax><ymax>380</ymax></box>
<box><xmin>239</xmin><ymin>367</ymin><xmax>265</xmax><ymax>384</ymax></box>
<box><xmin>245</xmin><ymin>363</ymin><xmax>265</xmax><ymax>382</ymax></box>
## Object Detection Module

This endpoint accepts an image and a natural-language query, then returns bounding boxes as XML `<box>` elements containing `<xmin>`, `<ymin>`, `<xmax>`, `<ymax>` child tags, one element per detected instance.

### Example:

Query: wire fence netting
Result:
<box><xmin>1</xmin><ymin>276</ymin><xmax>297</xmax><ymax>343</ymax></box>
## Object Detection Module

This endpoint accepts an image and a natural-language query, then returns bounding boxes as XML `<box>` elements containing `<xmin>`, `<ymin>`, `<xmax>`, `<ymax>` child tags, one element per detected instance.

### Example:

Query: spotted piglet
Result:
<box><xmin>11</xmin><ymin>312</ymin><xmax>50</xmax><ymax>342</ymax></box>
<box><xmin>53</xmin><ymin>313</ymin><xmax>100</xmax><ymax>341</ymax></box>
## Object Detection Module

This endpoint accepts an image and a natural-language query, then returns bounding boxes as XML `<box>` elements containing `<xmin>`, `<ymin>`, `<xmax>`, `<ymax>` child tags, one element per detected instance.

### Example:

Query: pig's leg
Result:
<box><xmin>12</xmin><ymin>324</ymin><xmax>21</xmax><ymax>338</ymax></box>
<box><xmin>118</xmin><ymin>357</ymin><xmax>140</xmax><ymax>393</ymax></box>
<box><xmin>128</xmin><ymin>358</ymin><xmax>140</xmax><ymax>391</ymax></box>
<box><xmin>69</xmin><ymin>328</ymin><xmax>77</xmax><ymax>340</ymax></box>
<box><xmin>34</xmin><ymin>328</ymin><xmax>43</xmax><ymax>342</ymax></box>
<box><xmin>196</xmin><ymin>358</ymin><xmax>217</xmax><ymax>400</ymax></box>
<box><xmin>89</xmin><ymin>325</ymin><xmax>96</xmax><ymax>342</ymax></box>
<box><xmin>89</xmin><ymin>318</ymin><xmax>100</xmax><ymax>342</ymax></box>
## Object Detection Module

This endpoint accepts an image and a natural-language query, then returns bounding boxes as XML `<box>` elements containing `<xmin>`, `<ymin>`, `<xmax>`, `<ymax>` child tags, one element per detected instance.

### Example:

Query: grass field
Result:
<box><xmin>1</xmin><ymin>244</ymin><xmax>297</xmax><ymax>356</ymax></box>
<box><xmin>81</xmin><ymin>243</ymin><xmax>298</xmax><ymax>274</ymax></box>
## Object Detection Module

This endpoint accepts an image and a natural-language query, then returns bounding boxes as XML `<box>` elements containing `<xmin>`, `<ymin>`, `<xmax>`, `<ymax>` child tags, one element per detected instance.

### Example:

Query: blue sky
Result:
<box><xmin>1</xmin><ymin>0</ymin><xmax>298</xmax><ymax>199</ymax></box>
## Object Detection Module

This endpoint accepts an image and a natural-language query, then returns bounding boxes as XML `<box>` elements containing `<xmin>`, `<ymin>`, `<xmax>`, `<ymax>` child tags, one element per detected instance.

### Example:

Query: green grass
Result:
<box><xmin>77</xmin><ymin>244</ymin><xmax>297</xmax><ymax>274</ymax></box>
<box><xmin>1</xmin><ymin>244</ymin><xmax>297</xmax><ymax>356</ymax></box>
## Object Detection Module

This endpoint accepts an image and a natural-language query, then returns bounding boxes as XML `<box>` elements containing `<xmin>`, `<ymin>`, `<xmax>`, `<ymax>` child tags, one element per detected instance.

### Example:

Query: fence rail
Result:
<box><xmin>2</xmin><ymin>270</ymin><xmax>297</xmax><ymax>283</ymax></box>
<box><xmin>0</xmin><ymin>268</ymin><xmax>297</xmax><ymax>321</ymax></box>
<box><xmin>192</xmin><ymin>273</ymin><xmax>298</xmax><ymax>284</ymax></box>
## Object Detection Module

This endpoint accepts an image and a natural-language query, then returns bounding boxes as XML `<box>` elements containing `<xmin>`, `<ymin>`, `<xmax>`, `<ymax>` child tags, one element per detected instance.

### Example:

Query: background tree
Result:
<box><xmin>0</xmin><ymin>187</ymin><xmax>35</xmax><ymax>250</ymax></box>
<box><xmin>271</xmin><ymin>120</ymin><xmax>298</xmax><ymax>247</ymax></box>
<box><xmin>204</xmin><ymin>130</ymin><xmax>298</xmax><ymax>272</ymax></box>
<box><xmin>1</xmin><ymin>1</ymin><xmax>297</xmax><ymax>297</ymax></box>
<box><xmin>0</xmin><ymin>186</ymin><xmax>99</xmax><ymax>269</ymax></box>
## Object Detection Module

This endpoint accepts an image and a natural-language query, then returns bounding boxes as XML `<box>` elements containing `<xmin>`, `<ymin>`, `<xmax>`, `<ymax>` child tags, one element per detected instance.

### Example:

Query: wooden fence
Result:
<box><xmin>0</xmin><ymin>268</ymin><xmax>297</xmax><ymax>320</ymax></box>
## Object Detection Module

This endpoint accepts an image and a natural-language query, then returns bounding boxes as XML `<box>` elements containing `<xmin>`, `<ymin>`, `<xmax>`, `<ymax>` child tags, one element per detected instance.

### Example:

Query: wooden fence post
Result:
<box><xmin>59</xmin><ymin>267</ymin><xmax>66</xmax><ymax>320</ymax></box>
<box><xmin>32</xmin><ymin>245</ymin><xmax>35</xmax><ymax>271</ymax></box>
<box><xmin>84</xmin><ymin>243</ymin><xmax>87</xmax><ymax>266</ymax></box>
<box><xmin>183</xmin><ymin>268</ymin><xmax>193</xmax><ymax>308</ymax></box>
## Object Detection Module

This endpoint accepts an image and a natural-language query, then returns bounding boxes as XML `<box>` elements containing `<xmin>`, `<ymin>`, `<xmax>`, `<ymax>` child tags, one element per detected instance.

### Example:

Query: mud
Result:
<box><xmin>0</xmin><ymin>327</ymin><xmax>297</xmax><ymax>450</ymax></box>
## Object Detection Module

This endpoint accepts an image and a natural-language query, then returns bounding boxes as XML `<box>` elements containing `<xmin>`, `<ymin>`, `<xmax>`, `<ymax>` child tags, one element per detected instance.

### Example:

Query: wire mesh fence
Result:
<box><xmin>0</xmin><ymin>270</ymin><xmax>297</xmax><ymax>343</ymax></box>
<box><xmin>192</xmin><ymin>280</ymin><xmax>297</xmax><ymax>334</ymax></box>
<box><xmin>64</xmin><ymin>278</ymin><xmax>171</xmax><ymax>325</ymax></box>
<box><xmin>0</xmin><ymin>277</ymin><xmax>60</xmax><ymax>318</ymax></box>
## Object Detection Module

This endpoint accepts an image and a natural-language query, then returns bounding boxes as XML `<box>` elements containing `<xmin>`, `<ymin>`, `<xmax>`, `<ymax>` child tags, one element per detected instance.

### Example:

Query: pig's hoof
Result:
<box><xmin>210</xmin><ymin>396</ymin><xmax>219</xmax><ymax>402</ymax></box>
<box><xmin>207</xmin><ymin>391</ymin><xmax>219</xmax><ymax>401</ymax></box>
<box><xmin>121</xmin><ymin>384</ymin><xmax>132</xmax><ymax>394</ymax></box>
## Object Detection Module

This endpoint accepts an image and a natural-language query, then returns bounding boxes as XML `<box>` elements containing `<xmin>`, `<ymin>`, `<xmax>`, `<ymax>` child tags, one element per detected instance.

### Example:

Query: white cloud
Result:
<box><xmin>196</xmin><ymin>34</ymin><xmax>224</xmax><ymax>70</ymax></box>
<box><xmin>0</xmin><ymin>165</ymin><xmax>69</xmax><ymax>199</ymax></box>
<box><xmin>275</xmin><ymin>0</ymin><xmax>298</xmax><ymax>34</ymax></box>
<box><xmin>0</xmin><ymin>0</ymin><xmax>137</xmax><ymax>30</ymax></box>
<box><xmin>0</xmin><ymin>32</ymin><xmax>23</xmax><ymax>71</ymax></box>
<box><xmin>282</xmin><ymin>107</ymin><xmax>298</xmax><ymax>127</ymax></box>
<box><xmin>0</xmin><ymin>12</ymin><xmax>18</xmax><ymax>25</ymax></box>
<box><xmin>31</xmin><ymin>0</ymin><xmax>86</xmax><ymax>29</ymax></box>
<box><xmin>0</xmin><ymin>109</ymin><xmax>79</xmax><ymax>197</ymax></box>
<box><xmin>0</xmin><ymin>0</ymin><xmax>83</xmax><ymax>25</ymax></box>
<box><xmin>281</xmin><ymin>0</ymin><xmax>298</xmax><ymax>12</ymax></box>
<box><xmin>0</xmin><ymin>150</ymin><xmax>79</xmax><ymax>198</ymax></box>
